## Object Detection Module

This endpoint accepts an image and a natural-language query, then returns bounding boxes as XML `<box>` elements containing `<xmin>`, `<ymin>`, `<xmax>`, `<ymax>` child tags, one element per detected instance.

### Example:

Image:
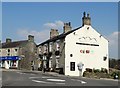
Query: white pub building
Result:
<box><xmin>37</xmin><ymin>12</ymin><xmax>109</xmax><ymax>76</ymax></box>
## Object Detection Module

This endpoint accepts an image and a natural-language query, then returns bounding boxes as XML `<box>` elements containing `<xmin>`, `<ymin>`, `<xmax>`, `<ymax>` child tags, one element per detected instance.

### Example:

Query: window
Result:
<box><xmin>55</xmin><ymin>51</ymin><xmax>60</xmax><ymax>56</ymax></box>
<box><xmin>8</xmin><ymin>49</ymin><xmax>10</xmax><ymax>52</ymax></box>
<box><xmin>15</xmin><ymin>49</ymin><xmax>17</xmax><ymax>52</ymax></box>
<box><xmin>87</xmin><ymin>27</ymin><xmax>89</xmax><ymax>30</ymax></box>
<box><xmin>56</xmin><ymin>59</ymin><xmax>59</xmax><ymax>68</ymax></box>
<box><xmin>103</xmin><ymin>57</ymin><xmax>107</xmax><ymax>61</ymax></box>
<box><xmin>70</xmin><ymin>62</ymin><xmax>75</xmax><ymax>71</ymax></box>
<box><xmin>70</xmin><ymin>54</ymin><xmax>73</xmax><ymax>57</ymax></box>
<box><xmin>49</xmin><ymin>42</ymin><xmax>52</xmax><ymax>52</ymax></box>
<box><xmin>56</xmin><ymin>40</ymin><xmax>60</xmax><ymax>51</ymax></box>
<box><xmin>44</xmin><ymin>45</ymin><xmax>47</xmax><ymax>53</ymax></box>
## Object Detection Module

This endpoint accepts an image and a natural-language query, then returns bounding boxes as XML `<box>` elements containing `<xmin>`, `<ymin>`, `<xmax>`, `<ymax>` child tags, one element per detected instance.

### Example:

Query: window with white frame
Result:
<box><xmin>44</xmin><ymin>44</ymin><xmax>47</xmax><ymax>53</ymax></box>
<box><xmin>56</xmin><ymin>59</ymin><xmax>59</xmax><ymax>68</ymax></box>
<box><xmin>49</xmin><ymin>42</ymin><xmax>52</xmax><ymax>52</ymax></box>
<box><xmin>56</xmin><ymin>40</ymin><xmax>60</xmax><ymax>51</ymax></box>
<box><xmin>39</xmin><ymin>47</ymin><xmax>42</xmax><ymax>54</ymax></box>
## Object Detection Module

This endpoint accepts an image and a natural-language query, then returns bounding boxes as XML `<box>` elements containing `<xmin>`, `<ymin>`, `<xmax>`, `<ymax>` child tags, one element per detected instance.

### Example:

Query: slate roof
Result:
<box><xmin>37</xmin><ymin>26</ymin><xmax>82</xmax><ymax>46</ymax></box>
<box><xmin>1</xmin><ymin>40</ymin><xmax>28</xmax><ymax>48</ymax></box>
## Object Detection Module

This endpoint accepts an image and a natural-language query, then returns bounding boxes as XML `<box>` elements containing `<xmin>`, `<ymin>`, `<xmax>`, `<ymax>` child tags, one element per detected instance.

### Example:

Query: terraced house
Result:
<box><xmin>37</xmin><ymin>12</ymin><xmax>109</xmax><ymax>76</ymax></box>
<box><xmin>0</xmin><ymin>35</ymin><xmax>37</xmax><ymax>70</ymax></box>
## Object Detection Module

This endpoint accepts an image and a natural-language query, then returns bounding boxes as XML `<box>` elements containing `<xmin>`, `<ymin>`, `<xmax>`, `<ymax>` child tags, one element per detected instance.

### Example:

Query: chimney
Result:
<box><xmin>6</xmin><ymin>38</ymin><xmax>12</xmax><ymax>43</ymax></box>
<box><xmin>82</xmin><ymin>12</ymin><xmax>91</xmax><ymax>26</ymax></box>
<box><xmin>50</xmin><ymin>29</ymin><xmax>59</xmax><ymax>38</ymax></box>
<box><xmin>63</xmin><ymin>22</ymin><xmax>72</xmax><ymax>33</ymax></box>
<box><xmin>28</xmin><ymin>35</ymin><xmax>34</xmax><ymax>42</ymax></box>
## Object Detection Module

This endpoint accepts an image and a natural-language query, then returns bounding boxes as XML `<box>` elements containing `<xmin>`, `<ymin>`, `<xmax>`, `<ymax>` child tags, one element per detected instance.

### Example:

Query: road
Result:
<box><xmin>1</xmin><ymin>70</ymin><xmax>119</xmax><ymax>87</ymax></box>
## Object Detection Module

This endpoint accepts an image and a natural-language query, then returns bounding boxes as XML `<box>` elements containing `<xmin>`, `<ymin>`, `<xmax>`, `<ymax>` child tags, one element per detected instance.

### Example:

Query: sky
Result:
<box><xmin>2</xmin><ymin>2</ymin><xmax>119</xmax><ymax>59</ymax></box>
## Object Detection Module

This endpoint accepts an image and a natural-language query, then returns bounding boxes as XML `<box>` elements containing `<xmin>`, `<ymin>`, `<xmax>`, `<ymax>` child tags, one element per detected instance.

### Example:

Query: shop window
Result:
<box><xmin>70</xmin><ymin>62</ymin><xmax>75</xmax><ymax>71</ymax></box>
<box><xmin>7</xmin><ymin>61</ymin><xmax>9</xmax><ymax>64</ymax></box>
<box><xmin>103</xmin><ymin>57</ymin><xmax>107</xmax><ymax>61</ymax></box>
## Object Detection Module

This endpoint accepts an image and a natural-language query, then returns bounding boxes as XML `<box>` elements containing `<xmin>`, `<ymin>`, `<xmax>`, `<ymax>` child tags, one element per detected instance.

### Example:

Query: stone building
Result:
<box><xmin>0</xmin><ymin>35</ymin><xmax>37</xmax><ymax>70</ymax></box>
<box><xmin>37</xmin><ymin>12</ymin><xmax>109</xmax><ymax>76</ymax></box>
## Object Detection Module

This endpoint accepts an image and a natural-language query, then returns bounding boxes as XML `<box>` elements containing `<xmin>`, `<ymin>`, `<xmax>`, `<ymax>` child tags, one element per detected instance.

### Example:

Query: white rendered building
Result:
<box><xmin>37</xmin><ymin>12</ymin><xmax>109</xmax><ymax>76</ymax></box>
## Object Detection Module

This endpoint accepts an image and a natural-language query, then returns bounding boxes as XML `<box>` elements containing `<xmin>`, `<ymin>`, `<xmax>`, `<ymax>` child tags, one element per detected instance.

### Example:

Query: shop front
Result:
<box><xmin>0</xmin><ymin>56</ymin><xmax>20</xmax><ymax>69</ymax></box>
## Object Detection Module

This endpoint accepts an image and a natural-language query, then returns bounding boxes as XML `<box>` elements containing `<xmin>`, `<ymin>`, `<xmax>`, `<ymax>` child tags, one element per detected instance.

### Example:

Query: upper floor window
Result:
<box><xmin>44</xmin><ymin>44</ymin><xmax>47</xmax><ymax>53</ymax></box>
<box><xmin>39</xmin><ymin>47</ymin><xmax>42</xmax><ymax>52</ymax></box>
<box><xmin>15</xmin><ymin>49</ymin><xmax>18</xmax><ymax>52</ymax></box>
<box><xmin>56</xmin><ymin>40</ymin><xmax>60</xmax><ymax>51</ymax></box>
<box><xmin>49</xmin><ymin>42</ymin><xmax>52</xmax><ymax>52</ymax></box>
<box><xmin>103</xmin><ymin>57</ymin><xmax>107</xmax><ymax>61</ymax></box>
<box><xmin>8</xmin><ymin>49</ymin><xmax>10</xmax><ymax>52</ymax></box>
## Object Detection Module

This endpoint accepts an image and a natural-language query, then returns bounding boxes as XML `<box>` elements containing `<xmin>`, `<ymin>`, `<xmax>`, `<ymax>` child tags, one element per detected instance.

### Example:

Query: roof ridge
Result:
<box><xmin>2</xmin><ymin>40</ymin><xmax>28</xmax><ymax>44</ymax></box>
<box><xmin>37</xmin><ymin>26</ymin><xmax>82</xmax><ymax>46</ymax></box>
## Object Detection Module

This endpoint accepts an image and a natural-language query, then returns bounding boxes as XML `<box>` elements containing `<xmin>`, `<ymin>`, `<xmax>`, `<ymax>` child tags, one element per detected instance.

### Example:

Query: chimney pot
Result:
<box><xmin>28</xmin><ymin>35</ymin><xmax>34</xmax><ymax>42</ymax></box>
<box><xmin>6</xmin><ymin>38</ymin><xmax>12</xmax><ymax>43</ymax></box>
<box><xmin>50</xmin><ymin>29</ymin><xmax>59</xmax><ymax>38</ymax></box>
<box><xmin>82</xmin><ymin>12</ymin><xmax>91</xmax><ymax>26</ymax></box>
<box><xmin>63</xmin><ymin>22</ymin><xmax>72</xmax><ymax>33</ymax></box>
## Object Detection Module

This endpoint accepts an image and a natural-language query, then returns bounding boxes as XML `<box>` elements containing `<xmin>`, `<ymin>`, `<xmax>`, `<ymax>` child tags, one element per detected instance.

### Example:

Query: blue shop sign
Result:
<box><xmin>0</xmin><ymin>56</ymin><xmax>20</xmax><ymax>60</ymax></box>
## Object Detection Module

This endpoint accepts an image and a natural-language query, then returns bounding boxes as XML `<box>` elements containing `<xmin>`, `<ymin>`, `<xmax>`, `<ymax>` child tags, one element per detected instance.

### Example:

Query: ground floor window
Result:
<box><xmin>10</xmin><ymin>60</ymin><xmax>17</xmax><ymax>67</ymax></box>
<box><xmin>70</xmin><ymin>62</ymin><xmax>75</xmax><ymax>71</ymax></box>
<box><xmin>2</xmin><ymin>60</ymin><xmax>5</xmax><ymax>67</ymax></box>
<box><xmin>49</xmin><ymin>60</ymin><xmax>52</xmax><ymax>68</ymax></box>
<box><xmin>56</xmin><ymin>59</ymin><xmax>59</xmax><ymax>68</ymax></box>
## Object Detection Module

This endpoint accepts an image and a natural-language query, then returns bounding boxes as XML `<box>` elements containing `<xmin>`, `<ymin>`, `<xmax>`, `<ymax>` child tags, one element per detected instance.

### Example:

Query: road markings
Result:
<box><xmin>71</xmin><ymin>79</ymin><xmax>87</xmax><ymax>84</ymax></box>
<box><xmin>42</xmin><ymin>77</ymin><xmax>52</xmax><ymax>78</ymax></box>
<box><xmin>81</xmin><ymin>80</ymin><xmax>87</xmax><ymax>84</ymax></box>
<box><xmin>32</xmin><ymin>79</ymin><xmax>65</xmax><ymax>85</ymax></box>
<box><xmin>30</xmin><ymin>74</ymin><xmax>35</xmax><ymax>75</ymax></box>
<box><xmin>16</xmin><ymin>72</ymin><xmax>26</xmax><ymax>74</ymax></box>
<box><xmin>56</xmin><ymin>83</ymin><xmax>65</xmax><ymax>85</ymax></box>
<box><xmin>32</xmin><ymin>80</ymin><xmax>52</xmax><ymax>84</ymax></box>
<box><xmin>47</xmin><ymin>79</ymin><xmax>65</xmax><ymax>82</ymax></box>
<box><xmin>29</xmin><ymin>77</ymin><xmax>41</xmax><ymax>79</ymax></box>
<box><xmin>71</xmin><ymin>79</ymin><xmax>81</xmax><ymax>81</ymax></box>
<box><xmin>29</xmin><ymin>76</ymin><xmax>53</xmax><ymax>79</ymax></box>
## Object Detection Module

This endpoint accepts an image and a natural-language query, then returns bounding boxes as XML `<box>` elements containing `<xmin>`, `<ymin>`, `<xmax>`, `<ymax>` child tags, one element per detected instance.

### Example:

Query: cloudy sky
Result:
<box><xmin>2</xmin><ymin>2</ymin><xmax>118</xmax><ymax>59</ymax></box>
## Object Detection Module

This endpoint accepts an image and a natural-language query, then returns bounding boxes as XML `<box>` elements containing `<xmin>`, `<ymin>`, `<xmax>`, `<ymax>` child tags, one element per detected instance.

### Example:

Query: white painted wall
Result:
<box><xmin>65</xmin><ymin>25</ymin><xmax>109</xmax><ymax>76</ymax></box>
